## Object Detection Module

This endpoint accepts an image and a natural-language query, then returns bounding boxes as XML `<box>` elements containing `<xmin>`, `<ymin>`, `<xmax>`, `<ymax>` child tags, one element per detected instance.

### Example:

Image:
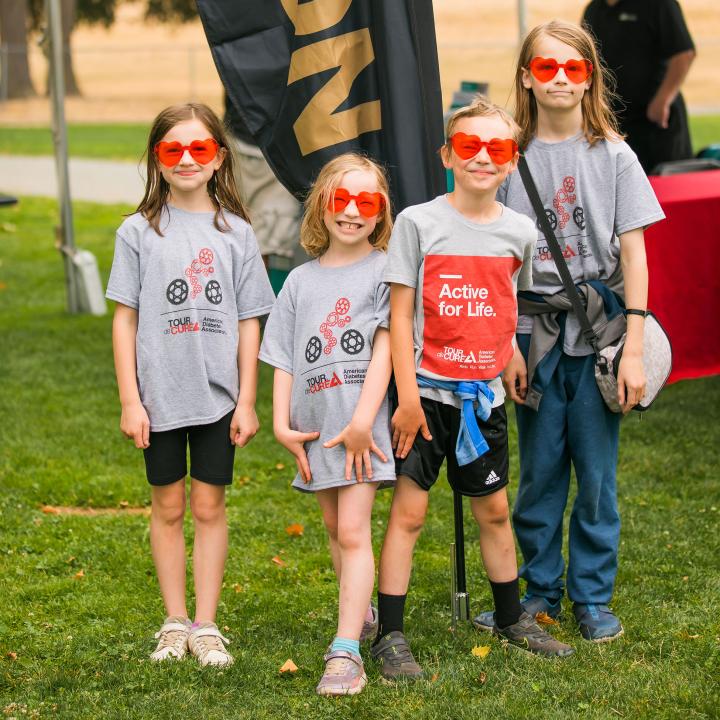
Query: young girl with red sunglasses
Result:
<box><xmin>260</xmin><ymin>153</ymin><xmax>395</xmax><ymax>696</ymax></box>
<box><xmin>474</xmin><ymin>21</ymin><xmax>665</xmax><ymax>643</ymax></box>
<box><xmin>106</xmin><ymin>103</ymin><xmax>274</xmax><ymax>666</ymax></box>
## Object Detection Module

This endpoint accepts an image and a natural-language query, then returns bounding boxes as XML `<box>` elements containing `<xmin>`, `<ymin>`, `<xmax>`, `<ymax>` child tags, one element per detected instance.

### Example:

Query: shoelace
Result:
<box><xmin>325</xmin><ymin>657</ymin><xmax>353</xmax><ymax>676</ymax></box>
<box><xmin>193</xmin><ymin>634</ymin><xmax>228</xmax><ymax>657</ymax></box>
<box><xmin>154</xmin><ymin>628</ymin><xmax>187</xmax><ymax>654</ymax></box>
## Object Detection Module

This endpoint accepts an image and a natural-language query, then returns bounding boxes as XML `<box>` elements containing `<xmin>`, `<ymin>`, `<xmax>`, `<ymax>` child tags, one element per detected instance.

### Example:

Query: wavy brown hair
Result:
<box><xmin>514</xmin><ymin>21</ymin><xmax>622</xmax><ymax>150</ymax></box>
<box><xmin>301</xmin><ymin>153</ymin><xmax>392</xmax><ymax>258</ymax></box>
<box><xmin>135</xmin><ymin>103</ymin><xmax>249</xmax><ymax>235</ymax></box>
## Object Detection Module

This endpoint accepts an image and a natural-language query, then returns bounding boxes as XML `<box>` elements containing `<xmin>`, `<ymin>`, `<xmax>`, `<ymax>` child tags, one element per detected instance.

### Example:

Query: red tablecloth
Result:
<box><xmin>647</xmin><ymin>170</ymin><xmax>720</xmax><ymax>383</ymax></box>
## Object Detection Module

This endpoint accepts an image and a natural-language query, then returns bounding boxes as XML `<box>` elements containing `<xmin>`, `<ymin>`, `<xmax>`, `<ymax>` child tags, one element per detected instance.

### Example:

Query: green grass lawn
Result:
<box><xmin>0</xmin><ymin>115</ymin><xmax>718</xmax><ymax>161</ymax></box>
<box><xmin>0</xmin><ymin>198</ymin><xmax>719</xmax><ymax>719</ymax></box>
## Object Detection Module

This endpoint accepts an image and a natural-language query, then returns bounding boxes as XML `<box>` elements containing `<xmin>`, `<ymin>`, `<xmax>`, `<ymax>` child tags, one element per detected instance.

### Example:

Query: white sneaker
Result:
<box><xmin>150</xmin><ymin>616</ymin><xmax>191</xmax><ymax>661</ymax></box>
<box><xmin>188</xmin><ymin>622</ymin><xmax>234</xmax><ymax>667</ymax></box>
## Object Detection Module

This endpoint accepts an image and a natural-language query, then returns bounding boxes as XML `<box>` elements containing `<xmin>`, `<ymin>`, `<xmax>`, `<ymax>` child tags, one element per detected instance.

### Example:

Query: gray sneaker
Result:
<box><xmin>371</xmin><ymin>631</ymin><xmax>424</xmax><ymax>680</ymax></box>
<box><xmin>316</xmin><ymin>650</ymin><xmax>367</xmax><ymax>696</ymax></box>
<box><xmin>495</xmin><ymin>611</ymin><xmax>574</xmax><ymax>658</ymax></box>
<box><xmin>360</xmin><ymin>605</ymin><xmax>379</xmax><ymax>643</ymax></box>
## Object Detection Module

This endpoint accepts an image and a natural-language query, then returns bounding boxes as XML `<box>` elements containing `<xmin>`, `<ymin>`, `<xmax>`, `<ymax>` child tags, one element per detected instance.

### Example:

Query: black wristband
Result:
<box><xmin>625</xmin><ymin>308</ymin><xmax>647</xmax><ymax>318</ymax></box>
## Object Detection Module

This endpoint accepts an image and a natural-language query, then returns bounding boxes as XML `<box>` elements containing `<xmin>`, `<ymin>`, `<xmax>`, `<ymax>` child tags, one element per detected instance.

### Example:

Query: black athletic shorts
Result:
<box><xmin>392</xmin><ymin>391</ymin><xmax>509</xmax><ymax>498</ymax></box>
<box><xmin>143</xmin><ymin>410</ymin><xmax>235</xmax><ymax>486</ymax></box>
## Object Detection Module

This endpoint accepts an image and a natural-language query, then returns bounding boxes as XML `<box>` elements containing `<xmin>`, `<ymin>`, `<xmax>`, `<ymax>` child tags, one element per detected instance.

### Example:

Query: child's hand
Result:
<box><xmin>391</xmin><ymin>402</ymin><xmax>431</xmax><ymax>460</ymax></box>
<box><xmin>617</xmin><ymin>353</ymin><xmax>646</xmax><ymax>414</ymax></box>
<box><xmin>120</xmin><ymin>401</ymin><xmax>150</xmax><ymax>449</ymax></box>
<box><xmin>230</xmin><ymin>403</ymin><xmax>260</xmax><ymax>447</ymax></box>
<box><xmin>502</xmin><ymin>345</ymin><xmax>528</xmax><ymax>404</ymax></box>
<box><xmin>275</xmin><ymin>426</ymin><xmax>320</xmax><ymax>484</ymax></box>
<box><xmin>323</xmin><ymin>422</ymin><xmax>388</xmax><ymax>483</ymax></box>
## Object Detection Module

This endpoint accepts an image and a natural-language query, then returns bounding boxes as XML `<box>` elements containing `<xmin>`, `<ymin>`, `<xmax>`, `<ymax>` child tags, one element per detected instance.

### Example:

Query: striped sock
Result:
<box><xmin>330</xmin><ymin>636</ymin><xmax>360</xmax><ymax>656</ymax></box>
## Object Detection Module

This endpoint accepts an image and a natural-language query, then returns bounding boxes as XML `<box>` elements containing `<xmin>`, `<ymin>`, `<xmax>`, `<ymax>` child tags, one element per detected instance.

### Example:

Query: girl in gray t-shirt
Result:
<box><xmin>107</xmin><ymin>103</ymin><xmax>274</xmax><ymax>668</ymax></box>
<box><xmin>260</xmin><ymin>153</ymin><xmax>395</xmax><ymax>696</ymax></box>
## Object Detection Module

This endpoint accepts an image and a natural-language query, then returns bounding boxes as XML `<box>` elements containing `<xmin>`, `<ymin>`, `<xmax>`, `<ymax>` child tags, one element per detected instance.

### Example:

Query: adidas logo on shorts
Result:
<box><xmin>484</xmin><ymin>470</ymin><xmax>501</xmax><ymax>486</ymax></box>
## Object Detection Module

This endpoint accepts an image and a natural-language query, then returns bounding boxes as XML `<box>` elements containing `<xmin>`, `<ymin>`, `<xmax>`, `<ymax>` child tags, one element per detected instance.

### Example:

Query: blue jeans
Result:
<box><xmin>513</xmin><ymin>334</ymin><xmax>621</xmax><ymax>604</ymax></box>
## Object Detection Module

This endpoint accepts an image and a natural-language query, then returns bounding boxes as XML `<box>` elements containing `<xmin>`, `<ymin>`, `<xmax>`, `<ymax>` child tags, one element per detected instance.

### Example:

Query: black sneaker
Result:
<box><xmin>495</xmin><ymin>611</ymin><xmax>574</xmax><ymax>658</ymax></box>
<box><xmin>371</xmin><ymin>631</ymin><xmax>424</xmax><ymax>680</ymax></box>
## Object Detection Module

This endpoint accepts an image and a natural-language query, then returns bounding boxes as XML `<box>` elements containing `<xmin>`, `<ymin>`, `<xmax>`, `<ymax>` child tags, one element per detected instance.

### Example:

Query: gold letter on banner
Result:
<box><xmin>280</xmin><ymin>0</ymin><xmax>352</xmax><ymax>36</ymax></box>
<box><xmin>288</xmin><ymin>29</ymin><xmax>382</xmax><ymax>156</ymax></box>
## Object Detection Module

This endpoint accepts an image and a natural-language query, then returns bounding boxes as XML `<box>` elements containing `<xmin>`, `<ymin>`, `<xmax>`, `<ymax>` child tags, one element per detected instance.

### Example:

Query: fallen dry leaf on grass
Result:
<box><xmin>535</xmin><ymin>611</ymin><xmax>559</xmax><ymax>626</ymax></box>
<box><xmin>279</xmin><ymin>659</ymin><xmax>298</xmax><ymax>673</ymax></box>
<box><xmin>478</xmin><ymin>671</ymin><xmax>487</xmax><ymax>685</ymax></box>
<box><xmin>232</xmin><ymin>583</ymin><xmax>243</xmax><ymax>593</ymax></box>
<box><xmin>41</xmin><ymin>505</ymin><xmax>60</xmax><ymax>515</ymax></box>
<box><xmin>271</xmin><ymin>556</ymin><xmax>286</xmax><ymax>567</ymax></box>
<box><xmin>430</xmin><ymin>673</ymin><xmax>439</xmax><ymax>683</ymax></box>
<box><xmin>285</xmin><ymin>523</ymin><xmax>304</xmax><ymax>537</ymax></box>
<box><xmin>6</xmin><ymin>652</ymin><xmax>17</xmax><ymax>661</ymax></box>
<box><xmin>74</xmin><ymin>569</ymin><xmax>85</xmax><ymax>579</ymax></box>
<box><xmin>275</xmin><ymin>463</ymin><xmax>286</xmax><ymax>470</ymax></box>
<box><xmin>471</xmin><ymin>645</ymin><xmax>491</xmax><ymax>659</ymax></box>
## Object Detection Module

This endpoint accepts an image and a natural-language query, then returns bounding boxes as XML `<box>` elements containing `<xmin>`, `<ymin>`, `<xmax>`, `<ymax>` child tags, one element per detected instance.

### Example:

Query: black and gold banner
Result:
<box><xmin>197</xmin><ymin>0</ymin><xmax>446</xmax><ymax>211</ymax></box>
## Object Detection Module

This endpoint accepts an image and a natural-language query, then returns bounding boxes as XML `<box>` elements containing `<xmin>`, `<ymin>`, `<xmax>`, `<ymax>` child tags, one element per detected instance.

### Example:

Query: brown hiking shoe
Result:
<box><xmin>495</xmin><ymin>611</ymin><xmax>574</xmax><ymax>658</ymax></box>
<box><xmin>371</xmin><ymin>631</ymin><xmax>424</xmax><ymax>680</ymax></box>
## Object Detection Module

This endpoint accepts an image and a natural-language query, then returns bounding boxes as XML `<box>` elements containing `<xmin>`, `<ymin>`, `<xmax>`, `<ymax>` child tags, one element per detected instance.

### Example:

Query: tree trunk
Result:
<box><xmin>60</xmin><ymin>0</ymin><xmax>79</xmax><ymax>96</ymax></box>
<box><xmin>0</xmin><ymin>0</ymin><xmax>37</xmax><ymax>98</ymax></box>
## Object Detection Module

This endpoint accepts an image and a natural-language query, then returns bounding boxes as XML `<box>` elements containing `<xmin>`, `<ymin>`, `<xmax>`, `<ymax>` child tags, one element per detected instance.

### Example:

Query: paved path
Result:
<box><xmin>0</xmin><ymin>154</ymin><xmax>145</xmax><ymax>205</ymax></box>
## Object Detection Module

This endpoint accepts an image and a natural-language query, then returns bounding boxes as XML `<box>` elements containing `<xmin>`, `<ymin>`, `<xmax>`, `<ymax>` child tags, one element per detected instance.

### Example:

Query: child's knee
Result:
<box><xmin>471</xmin><ymin>492</ymin><xmax>510</xmax><ymax>527</ymax></box>
<box><xmin>337</xmin><ymin>522</ymin><xmax>369</xmax><ymax>553</ymax></box>
<box><xmin>190</xmin><ymin>489</ymin><xmax>225</xmax><ymax>524</ymax></box>
<box><xmin>152</xmin><ymin>487</ymin><xmax>186</xmax><ymax>525</ymax></box>
<box><xmin>391</xmin><ymin>503</ymin><xmax>427</xmax><ymax>537</ymax></box>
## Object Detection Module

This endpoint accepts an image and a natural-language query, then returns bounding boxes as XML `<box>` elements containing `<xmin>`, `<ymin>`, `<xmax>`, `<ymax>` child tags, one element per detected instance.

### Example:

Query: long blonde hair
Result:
<box><xmin>135</xmin><ymin>103</ymin><xmax>250</xmax><ymax>236</ymax></box>
<box><xmin>514</xmin><ymin>21</ymin><xmax>622</xmax><ymax>150</ymax></box>
<box><xmin>301</xmin><ymin>153</ymin><xmax>392</xmax><ymax>258</ymax></box>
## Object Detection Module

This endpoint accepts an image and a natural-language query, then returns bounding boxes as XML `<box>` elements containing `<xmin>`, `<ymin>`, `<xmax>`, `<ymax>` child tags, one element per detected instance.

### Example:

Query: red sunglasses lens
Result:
<box><xmin>189</xmin><ymin>139</ymin><xmax>218</xmax><ymax>164</ymax></box>
<box><xmin>451</xmin><ymin>132</ymin><xmax>481</xmax><ymax>160</ymax></box>
<box><xmin>530</xmin><ymin>57</ymin><xmax>559</xmax><ymax>82</ymax></box>
<box><xmin>487</xmin><ymin>138</ymin><xmax>517</xmax><ymax>164</ymax></box>
<box><xmin>564</xmin><ymin>60</ymin><xmax>591</xmax><ymax>83</ymax></box>
<box><xmin>155</xmin><ymin>142</ymin><xmax>183</xmax><ymax>166</ymax></box>
<box><xmin>355</xmin><ymin>192</ymin><xmax>384</xmax><ymax>217</ymax></box>
<box><xmin>330</xmin><ymin>188</ymin><xmax>351</xmax><ymax>213</ymax></box>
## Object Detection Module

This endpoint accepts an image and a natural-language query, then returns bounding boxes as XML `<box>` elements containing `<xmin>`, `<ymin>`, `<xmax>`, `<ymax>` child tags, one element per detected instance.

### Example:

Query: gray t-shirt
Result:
<box><xmin>259</xmin><ymin>250</ymin><xmax>395</xmax><ymax>492</ymax></box>
<box><xmin>383</xmin><ymin>195</ymin><xmax>535</xmax><ymax>409</ymax></box>
<box><xmin>106</xmin><ymin>206</ymin><xmax>275</xmax><ymax>431</ymax></box>
<box><xmin>498</xmin><ymin>134</ymin><xmax>665</xmax><ymax>354</ymax></box>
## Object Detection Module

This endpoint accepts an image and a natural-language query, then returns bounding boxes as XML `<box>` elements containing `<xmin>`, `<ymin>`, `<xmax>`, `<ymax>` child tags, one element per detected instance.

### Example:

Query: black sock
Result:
<box><xmin>490</xmin><ymin>578</ymin><xmax>522</xmax><ymax>629</ymax></box>
<box><xmin>375</xmin><ymin>592</ymin><xmax>407</xmax><ymax>642</ymax></box>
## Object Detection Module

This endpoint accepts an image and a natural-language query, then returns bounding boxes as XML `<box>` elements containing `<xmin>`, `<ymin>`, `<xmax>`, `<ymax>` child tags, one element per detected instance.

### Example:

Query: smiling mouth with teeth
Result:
<box><xmin>338</xmin><ymin>221</ymin><xmax>362</xmax><ymax>230</ymax></box>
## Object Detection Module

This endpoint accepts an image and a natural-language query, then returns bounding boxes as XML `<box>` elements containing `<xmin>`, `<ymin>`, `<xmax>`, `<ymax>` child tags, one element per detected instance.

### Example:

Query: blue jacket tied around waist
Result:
<box><xmin>416</xmin><ymin>376</ymin><xmax>495</xmax><ymax>466</ymax></box>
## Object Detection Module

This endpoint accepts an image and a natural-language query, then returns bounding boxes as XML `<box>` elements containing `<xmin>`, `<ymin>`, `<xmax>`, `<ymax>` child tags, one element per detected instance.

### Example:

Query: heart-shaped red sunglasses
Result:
<box><xmin>154</xmin><ymin>138</ymin><xmax>219</xmax><ymax>167</ymax></box>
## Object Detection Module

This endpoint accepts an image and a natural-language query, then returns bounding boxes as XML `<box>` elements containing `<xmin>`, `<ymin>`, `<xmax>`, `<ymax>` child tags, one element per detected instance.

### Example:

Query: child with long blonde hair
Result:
<box><xmin>474</xmin><ymin>21</ymin><xmax>665</xmax><ymax>642</ymax></box>
<box><xmin>107</xmin><ymin>102</ymin><xmax>274</xmax><ymax>666</ymax></box>
<box><xmin>260</xmin><ymin>153</ymin><xmax>395</xmax><ymax>696</ymax></box>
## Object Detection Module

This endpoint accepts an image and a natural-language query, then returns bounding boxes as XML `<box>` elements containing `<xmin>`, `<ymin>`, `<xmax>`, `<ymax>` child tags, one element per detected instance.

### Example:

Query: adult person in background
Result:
<box><xmin>224</xmin><ymin>94</ymin><xmax>302</xmax><ymax>292</ymax></box>
<box><xmin>582</xmin><ymin>0</ymin><xmax>696</xmax><ymax>174</ymax></box>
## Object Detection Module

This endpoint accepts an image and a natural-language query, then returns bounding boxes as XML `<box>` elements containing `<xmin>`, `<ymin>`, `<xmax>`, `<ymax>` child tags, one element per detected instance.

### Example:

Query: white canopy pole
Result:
<box><xmin>46</xmin><ymin>0</ymin><xmax>78</xmax><ymax>312</ymax></box>
<box><xmin>518</xmin><ymin>0</ymin><xmax>527</xmax><ymax>46</ymax></box>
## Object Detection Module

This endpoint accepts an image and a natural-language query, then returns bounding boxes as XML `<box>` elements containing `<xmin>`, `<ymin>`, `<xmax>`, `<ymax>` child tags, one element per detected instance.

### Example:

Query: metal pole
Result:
<box><xmin>452</xmin><ymin>490</ymin><xmax>470</xmax><ymax>623</ymax></box>
<box><xmin>518</xmin><ymin>0</ymin><xmax>527</xmax><ymax>47</ymax></box>
<box><xmin>46</xmin><ymin>0</ymin><xmax>78</xmax><ymax>313</ymax></box>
